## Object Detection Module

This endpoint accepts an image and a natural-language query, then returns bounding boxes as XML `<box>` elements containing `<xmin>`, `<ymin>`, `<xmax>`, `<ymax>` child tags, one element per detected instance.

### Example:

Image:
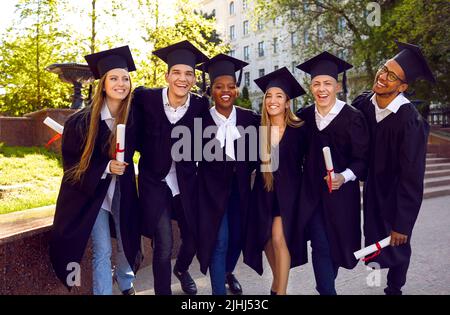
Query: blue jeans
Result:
<box><xmin>91</xmin><ymin>208</ymin><xmax>134</xmax><ymax>295</ymax></box>
<box><xmin>226</xmin><ymin>178</ymin><xmax>242</xmax><ymax>274</ymax></box>
<box><xmin>308</xmin><ymin>208</ymin><xmax>339</xmax><ymax>295</ymax></box>
<box><xmin>152</xmin><ymin>193</ymin><xmax>196</xmax><ymax>295</ymax></box>
<box><xmin>209</xmin><ymin>211</ymin><xmax>229</xmax><ymax>295</ymax></box>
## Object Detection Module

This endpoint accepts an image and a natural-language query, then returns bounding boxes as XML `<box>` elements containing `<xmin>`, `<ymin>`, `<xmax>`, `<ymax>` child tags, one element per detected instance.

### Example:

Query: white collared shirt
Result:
<box><xmin>314</xmin><ymin>98</ymin><xmax>356</xmax><ymax>183</ymax></box>
<box><xmin>210</xmin><ymin>105</ymin><xmax>241</xmax><ymax>160</ymax></box>
<box><xmin>100</xmin><ymin>102</ymin><xmax>116</xmax><ymax>213</ymax></box>
<box><xmin>162</xmin><ymin>87</ymin><xmax>191</xmax><ymax>196</ymax></box>
<box><xmin>162</xmin><ymin>87</ymin><xmax>190</xmax><ymax>124</ymax></box>
<box><xmin>370</xmin><ymin>93</ymin><xmax>410</xmax><ymax>123</ymax></box>
<box><xmin>314</xmin><ymin>98</ymin><xmax>346</xmax><ymax>131</ymax></box>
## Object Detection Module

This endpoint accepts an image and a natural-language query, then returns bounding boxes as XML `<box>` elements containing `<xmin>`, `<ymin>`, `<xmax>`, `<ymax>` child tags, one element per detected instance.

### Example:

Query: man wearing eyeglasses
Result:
<box><xmin>352</xmin><ymin>40</ymin><xmax>436</xmax><ymax>295</ymax></box>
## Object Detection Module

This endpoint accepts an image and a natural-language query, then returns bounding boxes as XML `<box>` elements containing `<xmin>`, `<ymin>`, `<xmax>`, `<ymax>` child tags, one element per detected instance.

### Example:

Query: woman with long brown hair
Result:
<box><xmin>244</xmin><ymin>67</ymin><xmax>307</xmax><ymax>295</ymax></box>
<box><xmin>49</xmin><ymin>46</ymin><xmax>142</xmax><ymax>295</ymax></box>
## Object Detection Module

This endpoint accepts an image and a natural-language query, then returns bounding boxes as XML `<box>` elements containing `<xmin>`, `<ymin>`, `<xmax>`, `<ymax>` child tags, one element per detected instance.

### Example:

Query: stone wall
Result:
<box><xmin>0</xmin><ymin>108</ymin><xmax>76</xmax><ymax>152</ymax></box>
<box><xmin>0</xmin><ymin>220</ymin><xmax>181</xmax><ymax>295</ymax></box>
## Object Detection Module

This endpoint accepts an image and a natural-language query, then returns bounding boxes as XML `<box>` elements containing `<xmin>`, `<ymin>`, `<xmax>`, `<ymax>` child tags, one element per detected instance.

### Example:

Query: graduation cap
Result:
<box><xmin>152</xmin><ymin>40</ymin><xmax>209</xmax><ymax>71</ymax></box>
<box><xmin>393</xmin><ymin>40</ymin><xmax>436</xmax><ymax>84</ymax></box>
<box><xmin>198</xmin><ymin>53</ymin><xmax>248</xmax><ymax>87</ymax></box>
<box><xmin>254</xmin><ymin>67</ymin><xmax>306</xmax><ymax>100</ymax></box>
<box><xmin>84</xmin><ymin>46</ymin><xmax>136</xmax><ymax>80</ymax></box>
<box><xmin>296</xmin><ymin>51</ymin><xmax>353</xmax><ymax>94</ymax></box>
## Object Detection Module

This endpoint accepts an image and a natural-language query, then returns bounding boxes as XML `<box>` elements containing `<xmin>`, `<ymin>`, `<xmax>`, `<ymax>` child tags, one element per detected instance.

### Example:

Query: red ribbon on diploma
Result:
<box><xmin>114</xmin><ymin>143</ymin><xmax>125</xmax><ymax>159</ymax></box>
<box><xmin>362</xmin><ymin>242</ymin><xmax>382</xmax><ymax>262</ymax></box>
<box><xmin>327</xmin><ymin>168</ymin><xmax>334</xmax><ymax>193</ymax></box>
<box><xmin>45</xmin><ymin>133</ymin><xmax>62</xmax><ymax>148</ymax></box>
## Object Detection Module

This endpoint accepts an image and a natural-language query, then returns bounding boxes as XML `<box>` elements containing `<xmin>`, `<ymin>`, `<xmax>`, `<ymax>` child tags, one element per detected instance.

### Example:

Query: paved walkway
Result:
<box><xmin>120</xmin><ymin>196</ymin><xmax>450</xmax><ymax>295</ymax></box>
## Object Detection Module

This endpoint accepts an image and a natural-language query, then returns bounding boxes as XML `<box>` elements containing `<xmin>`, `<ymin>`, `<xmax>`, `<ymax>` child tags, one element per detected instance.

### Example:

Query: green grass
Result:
<box><xmin>0</xmin><ymin>144</ymin><xmax>140</xmax><ymax>215</ymax></box>
<box><xmin>0</xmin><ymin>144</ymin><xmax>63</xmax><ymax>215</ymax></box>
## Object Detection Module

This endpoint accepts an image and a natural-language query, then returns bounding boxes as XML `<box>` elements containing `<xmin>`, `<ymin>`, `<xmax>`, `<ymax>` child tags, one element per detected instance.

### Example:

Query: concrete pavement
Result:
<box><xmin>120</xmin><ymin>195</ymin><xmax>450</xmax><ymax>295</ymax></box>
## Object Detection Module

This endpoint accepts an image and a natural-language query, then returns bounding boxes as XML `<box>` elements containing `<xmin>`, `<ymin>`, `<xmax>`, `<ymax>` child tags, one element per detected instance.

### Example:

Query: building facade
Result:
<box><xmin>199</xmin><ymin>0</ymin><xmax>307</xmax><ymax>111</ymax></box>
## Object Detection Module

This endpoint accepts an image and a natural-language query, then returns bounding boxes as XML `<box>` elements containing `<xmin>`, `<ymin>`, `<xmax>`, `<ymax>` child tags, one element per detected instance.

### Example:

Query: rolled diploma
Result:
<box><xmin>353</xmin><ymin>236</ymin><xmax>391</xmax><ymax>260</ymax></box>
<box><xmin>116</xmin><ymin>124</ymin><xmax>126</xmax><ymax>163</ymax></box>
<box><xmin>322</xmin><ymin>146</ymin><xmax>335</xmax><ymax>179</ymax></box>
<box><xmin>43</xmin><ymin>117</ymin><xmax>64</xmax><ymax>135</ymax></box>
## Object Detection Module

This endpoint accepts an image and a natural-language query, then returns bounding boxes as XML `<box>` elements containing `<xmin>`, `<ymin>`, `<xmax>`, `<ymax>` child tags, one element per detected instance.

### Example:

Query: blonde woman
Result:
<box><xmin>50</xmin><ymin>46</ymin><xmax>141</xmax><ymax>295</ymax></box>
<box><xmin>244</xmin><ymin>67</ymin><xmax>307</xmax><ymax>295</ymax></box>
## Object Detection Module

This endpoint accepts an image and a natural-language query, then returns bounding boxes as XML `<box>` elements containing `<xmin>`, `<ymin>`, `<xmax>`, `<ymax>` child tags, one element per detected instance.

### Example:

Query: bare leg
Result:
<box><xmin>271</xmin><ymin>216</ymin><xmax>290</xmax><ymax>295</ymax></box>
<box><xmin>264</xmin><ymin>238</ymin><xmax>277</xmax><ymax>293</ymax></box>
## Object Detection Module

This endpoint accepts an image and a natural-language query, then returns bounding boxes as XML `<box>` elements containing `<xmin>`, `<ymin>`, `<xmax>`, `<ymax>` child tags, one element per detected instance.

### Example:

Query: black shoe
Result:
<box><xmin>226</xmin><ymin>273</ymin><xmax>243</xmax><ymax>295</ymax></box>
<box><xmin>270</xmin><ymin>290</ymin><xmax>277</xmax><ymax>295</ymax></box>
<box><xmin>122</xmin><ymin>287</ymin><xmax>136</xmax><ymax>295</ymax></box>
<box><xmin>384</xmin><ymin>287</ymin><xmax>402</xmax><ymax>295</ymax></box>
<box><xmin>173</xmin><ymin>266</ymin><xmax>197</xmax><ymax>295</ymax></box>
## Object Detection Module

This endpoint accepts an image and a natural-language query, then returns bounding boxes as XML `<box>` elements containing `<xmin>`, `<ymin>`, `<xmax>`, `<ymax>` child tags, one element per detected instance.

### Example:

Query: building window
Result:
<box><xmin>258</xmin><ymin>41</ymin><xmax>265</xmax><ymax>57</ymax></box>
<box><xmin>243</xmin><ymin>20</ymin><xmax>249</xmax><ymax>36</ymax></box>
<box><xmin>229</xmin><ymin>49</ymin><xmax>235</xmax><ymax>57</ymax></box>
<box><xmin>243</xmin><ymin>46</ymin><xmax>250</xmax><ymax>61</ymax></box>
<box><xmin>303</xmin><ymin>30</ymin><xmax>309</xmax><ymax>45</ymax></box>
<box><xmin>257</xmin><ymin>18</ymin><xmax>264</xmax><ymax>31</ymax></box>
<box><xmin>317</xmin><ymin>26</ymin><xmax>325</xmax><ymax>43</ymax></box>
<box><xmin>290</xmin><ymin>31</ymin><xmax>298</xmax><ymax>47</ymax></box>
<box><xmin>243</xmin><ymin>0</ymin><xmax>248</xmax><ymax>10</ymax></box>
<box><xmin>229</xmin><ymin>1</ymin><xmax>235</xmax><ymax>15</ymax></box>
<box><xmin>338</xmin><ymin>17</ymin><xmax>346</xmax><ymax>33</ymax></box>
<box><xmin>291</xmin><ymin>61</ymin><xmax>297</xmax><ymax>73</ymax></box>
<box><xmin>273</xmin><ymin>37</ymin><xmax>278</xmax><ymax>54</ymax></box>
<box><xmin>259</xmin><ymin>69</ymin><xmax>265</xmax><ymax>78</ymax></box>
<box><xmin>230</xmin><ymin>25</ymin><xmax>235</xmax><ymax>40</ymax></box>
<box><xmin>244</xmin><ymin>71</ymin><xmax>250</xmax><ymax>87</ymax></box>
<box><xmin>303</xmin><ymin>2</ymin><xmax>310</xmax><ymax>12</ymax></box>
<box><xmin>274</xmin><ymin>65</ymin><xmax>279</xmax><ymax>71</ymax></box>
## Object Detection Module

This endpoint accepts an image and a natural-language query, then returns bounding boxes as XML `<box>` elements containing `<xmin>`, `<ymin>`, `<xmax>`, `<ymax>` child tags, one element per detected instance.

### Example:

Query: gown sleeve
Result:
<box><xmin>347</xmin><ymin>110</ymin><xmax>370</xmax><ymax>181</ymax></box>
<box><xmin>393</xmin><ymin>116</ymin><xmax>429</xmax><ymax>235</ymax></box>
<box><xmin>61</xmin><ymin>113</ymin><xmax>110</xmax><ymax>196</ymax></box>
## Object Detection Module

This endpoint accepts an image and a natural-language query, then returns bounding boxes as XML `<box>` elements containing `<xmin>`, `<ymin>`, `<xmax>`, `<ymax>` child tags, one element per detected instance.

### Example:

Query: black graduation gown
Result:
<box><xmin>196</xmin><ymin>106</ymin><xmax>260</xmax><ymax>274</ymax></box>
<box><xmin>352</xmin><ymin>91</ymin><xmax>429</xmax><ymax>268</ymax></box>
<box><xmin>296</xmin><ymin>103</ymin><xmax>369</xmax><ymax>269</ymax></box>
<box><xmin>49</xmin><ymin>107</ymin><xmax>142</xmax><ymax>289</ymax></box>
<box><xmin>243</xmin><ymin>124</ymin><xmax>308</xmax><ymax>275</ymax></box>
<box><xmin>131</xmin><ymin>87</ymin><xmax>210</xmax><ymax>238</ymax></box>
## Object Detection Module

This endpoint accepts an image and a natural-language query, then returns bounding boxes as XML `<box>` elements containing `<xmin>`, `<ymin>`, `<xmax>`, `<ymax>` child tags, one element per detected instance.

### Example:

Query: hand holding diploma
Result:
<box><xmin>322</xmin><ymin>146</ymin><xmax>336</xmax><ymax>193</ymax></box>
<box><xmin>110</xmin><ymin>124</ymin><xmax>128</xmax><ymax>176</ymax></box>
<box><xmin>115</xmin><ymin>124</ymin><xmax>126</xmax><ymax>162</ymax></box>
<box><xmin>390</xmin><ymin>230</ymin><xmax>408</xmax><ymax>246</ymax></box>
<box><xmin>354</xmin><ymin>236</ymin><xmax>391</xmax><ymax>262</ymax></box>
<box><xmin>109</xmin><ymin>160</ymin><xmax>129</xmax><ymax>176</ymax></box>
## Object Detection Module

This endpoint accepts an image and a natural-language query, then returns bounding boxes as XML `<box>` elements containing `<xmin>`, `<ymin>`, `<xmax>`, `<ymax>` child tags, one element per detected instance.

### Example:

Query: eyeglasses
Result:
<box><xmin>377</xmin><ymin>66</ymin><xmax>406</xmax><ymax>83</ymax></box>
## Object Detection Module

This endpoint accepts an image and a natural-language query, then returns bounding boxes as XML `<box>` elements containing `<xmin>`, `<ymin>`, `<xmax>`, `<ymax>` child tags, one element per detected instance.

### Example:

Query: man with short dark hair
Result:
<box><xmin>352</xmin><ymin>40</ymin><xmax>435</xmax><ymax>295</ymax></box>
<box><xmin>131</xmin><ymin>40</ymin><xmax>209</xmax><ymax>295</ymax></box>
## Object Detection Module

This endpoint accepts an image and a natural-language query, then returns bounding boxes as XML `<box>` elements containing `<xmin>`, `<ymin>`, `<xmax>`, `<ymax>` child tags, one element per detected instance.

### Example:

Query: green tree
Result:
<box><xmin>138</xmin><ymin>0</ymin><xmax>229</xmax><ymax>90</ymax></box>
<box><xmin>254</xmin><ymin>0</ymin><xmax>449</xmax><ymax>106</ymax></box>
<box><xmin>0</xmin><ymin>0</ymin><xmax>75</xmax><ymax>116</ymax></box>
<box><xmin>236</xmin><ymin>85</ymin><xmax>252</xmax><ymax>109</ymax></box>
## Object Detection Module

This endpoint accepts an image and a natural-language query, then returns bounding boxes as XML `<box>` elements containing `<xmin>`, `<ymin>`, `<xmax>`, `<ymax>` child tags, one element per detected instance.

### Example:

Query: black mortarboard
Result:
<box><xmin>393</xmin><ymin>40</ymin><xmax>436</xmax><ymax>84</ymax></box>
<box><xmin>197</xmin><ymin>53</ymin><xmax>248</xmax><ymax>86</ymax></box>
<box><xmin>85</xmin><ymin>46</ymin><xmax>136</xmax><ymax>80</ymax></box>
<box><xmin>254</xmin><ymin>67</ymin><xmax>306</xmax><ymax>100</ymax></box>
<box><xmin>152</xmin><ymin>40</ymin><xmax>209</xmax><ymax>71</ymax></box>
<box><xmin>296</xmin><ymin>51</ymin><xmax>353</xmax><ymax>94</ymax></box>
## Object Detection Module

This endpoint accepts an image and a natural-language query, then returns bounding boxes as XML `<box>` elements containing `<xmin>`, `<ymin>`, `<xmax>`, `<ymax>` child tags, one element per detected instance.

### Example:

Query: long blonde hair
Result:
<box><xmin>261</xmin><ymin>90</ymin><xmax>303</xmax><ymax>191</ymax></box>
<box><xmin>66</xmin><ymin>71</ymin><xmax>133</xmax><ymax>183</ymax></box>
